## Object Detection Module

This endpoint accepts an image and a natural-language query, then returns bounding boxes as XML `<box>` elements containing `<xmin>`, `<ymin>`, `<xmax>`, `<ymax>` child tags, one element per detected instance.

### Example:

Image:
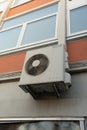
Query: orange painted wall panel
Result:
<box><xmin>6</xmin><ymin>0</ymin><xmax>54</xmax><ymax>18</ymax></box>
<box><xmin>0</xmin><ymin>39</ymin><xmax>87</xmax><ymax>74</ymax></box>
<box><xmin>67</xmin><ymin>39</ymin><xmax>87</xmax><ymax>63</ymax></box>
<box><xmin>0</xmin><ymin>52</ymin><xmax>26</xmax><ymax>74</ymax></box>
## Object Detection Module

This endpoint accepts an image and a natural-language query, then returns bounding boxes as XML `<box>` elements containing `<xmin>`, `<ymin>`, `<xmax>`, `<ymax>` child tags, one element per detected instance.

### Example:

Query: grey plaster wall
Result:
<box><xmin>0</xmin><ymin>72</ymin><xmax>87</xmax><ymax>118</ymax></box>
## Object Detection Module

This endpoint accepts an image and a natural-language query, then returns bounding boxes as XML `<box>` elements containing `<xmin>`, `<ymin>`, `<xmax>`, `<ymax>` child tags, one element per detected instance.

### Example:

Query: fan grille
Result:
<box><xmin>25</xmin><ymin>54</ymin><xmax>49</xmax><ymax>76</ymax></box>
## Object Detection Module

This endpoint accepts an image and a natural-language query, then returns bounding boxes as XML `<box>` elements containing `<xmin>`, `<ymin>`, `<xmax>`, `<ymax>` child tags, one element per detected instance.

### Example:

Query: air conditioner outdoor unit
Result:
<box><xmin>19</xmin><ymin>44</ymin><xmax>71</xmax><ymax>99</ymax></box>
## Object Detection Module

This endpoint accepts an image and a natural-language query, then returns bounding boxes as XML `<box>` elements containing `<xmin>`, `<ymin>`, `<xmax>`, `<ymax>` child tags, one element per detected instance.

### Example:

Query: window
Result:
<box><xmin>67</xmin><ymin>0</ymin><xmax>87</xmax><ymax>39</ymax></box>
<box><xmin>22</xmin><ymin>15</ymin><xmax>56</xmax><ymax>45</ymax></box>
<box><xmin>0</xmin><ymin>3</ymin><xmax>58</xmax><ymax>52</ymax></box>
<box><xmin>0</xmin><ymin>119</ymin><xmax>84</xmax><ymax>130</ymax></box>
<box><xmin>13</xmin><ymin>0</ymin><xmax>32</xmax><ymax>6</ymax></box>
<box><xmin>85</xmin><ymin>119</ymin><xmax>87</xmax><ymax>130</ymax></box>
<box><xmin>0</xmin><ymin>0</ymin><xmax>8</xmax><ymax>11</ymax></box>
<box><xmin>2</xmin><ymin>3</ymin><xmax>58</xmax><ymax>29</ymax></box>
<box><xmin>0</xmin><ymin>26</ymin><xmax>22</xmax><ymax>51</ymax></box>
<box><xmin>70</xmin><ymin>5</ymin><xmax>87</xmax><ymax>34</ymax></box>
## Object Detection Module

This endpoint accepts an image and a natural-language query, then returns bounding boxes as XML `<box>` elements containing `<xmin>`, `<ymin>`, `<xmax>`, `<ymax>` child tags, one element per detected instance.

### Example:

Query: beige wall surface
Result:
<box><xmin>0</xmin><ymin>72</ymin><xmax>87</xmax><ymax>118</ymax></box>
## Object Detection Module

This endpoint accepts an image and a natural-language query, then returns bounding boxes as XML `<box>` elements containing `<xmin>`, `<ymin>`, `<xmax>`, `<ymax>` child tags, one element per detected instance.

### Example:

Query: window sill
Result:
<box><xmin>67</xmin><ymin>31</ymin><xmax>87</xmax><ymax>41</ymax></box>
<box><xmin>0</xmin><ymin>39</ymin><xmax>58</xmax><ymax>56</ymax></box>
<box><xmin>69</xmin><ymin>61</ymin><xmax>87</xmax><ymax>73</ymax></box>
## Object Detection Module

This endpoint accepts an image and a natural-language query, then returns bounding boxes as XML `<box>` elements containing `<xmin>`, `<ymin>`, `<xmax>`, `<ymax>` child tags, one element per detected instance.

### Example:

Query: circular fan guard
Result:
<box><xmin>25</xmin><ymin>54</ymin><xmax>49</xmax><ymax>76</ymax></box>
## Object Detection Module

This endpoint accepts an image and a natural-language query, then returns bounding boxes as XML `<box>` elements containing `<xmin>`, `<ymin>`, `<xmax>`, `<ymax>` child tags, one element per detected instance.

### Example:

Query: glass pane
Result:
<box><xmin>0</xmin><ymin>26</ymin><xmax>21</xmax><ymax>51</ymax></box>
<box><xmin>2</xmin><ymin>3</ymin><xmax>58</xmax><ymax>29</ymax></box>
<box><xmin>14</xmin><ymin>0</ymin><xmax>31</xmax><ymax>6</ymax></box>
<box><xmin>70</xmin><ymin>5</ymin><xmax>87</xmax><ymax>33</ymax></box>
<box><xmin>85</xmin><ymin>119</ymin><xmax>87</xmax><ymax>130</ymax></box>
<box><xmin>0</xmin><ymin>0</ymin><xmax>8</xmax><ymax>11</ymax></box>
<box><xmin>22</xmin><ymin>15</ymin><xmax>56</xmax><ymax>45</ymax></box>
<box><xmin>0</xmin><ymin>121</ymin><xmax>80</xmax><ymax>130</ymax></box>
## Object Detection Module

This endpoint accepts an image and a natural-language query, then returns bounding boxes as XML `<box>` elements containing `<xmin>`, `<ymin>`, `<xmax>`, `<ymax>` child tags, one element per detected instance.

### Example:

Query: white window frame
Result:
<box><xmin>0</xmin><ymin>117</ymin><xmax>84</xmax><ymax>130</ymax></box>
<box><xmin>67</xmin><ymin>0</ymin><xmax>87</xmax><ymax>40</ymax></box>
<box><xmin>0</xmin><ymin>2</ymin><xmax>59</xmax><ymax>55</ymax></box>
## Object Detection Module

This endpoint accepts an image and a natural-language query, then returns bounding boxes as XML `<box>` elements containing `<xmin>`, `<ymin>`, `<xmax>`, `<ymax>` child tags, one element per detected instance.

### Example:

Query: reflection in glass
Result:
<box><xmin>14</xmin><ymin>0</ymin><xmax>31</xmax><ymax>6</ymax></box>
<box><xmin>22</xmin><ymin>15</ymin><xmax>56</xmax><ymax>45</ymax></box>
<box><xmin>0</xmin><ymin>0</ymin><xmax>8</xmax><ymax>11</ymax></box>
<box><xmin>0</xmin><ymin>121</ymin><xmax>80</xmax><ymax>130</ymax></box>
<box><xmin>0</xmin><ymin>26</ymin><xmax>22</xmax><ymax>51</ymax></box>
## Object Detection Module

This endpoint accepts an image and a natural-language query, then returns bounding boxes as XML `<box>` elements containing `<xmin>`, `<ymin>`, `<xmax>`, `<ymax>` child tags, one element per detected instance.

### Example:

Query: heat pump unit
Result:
<box><xmin>19</xmin><ymin>44</ymin><xmax>71</xmax><ymax>99</ymax></box>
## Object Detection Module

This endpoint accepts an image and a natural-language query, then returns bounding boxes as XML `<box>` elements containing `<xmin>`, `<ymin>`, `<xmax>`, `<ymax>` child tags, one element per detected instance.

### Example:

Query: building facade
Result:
<box><xmin>0</xmin><ymin>0</ymin><xmax>87</xmax><ymax>129</ymax></box>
